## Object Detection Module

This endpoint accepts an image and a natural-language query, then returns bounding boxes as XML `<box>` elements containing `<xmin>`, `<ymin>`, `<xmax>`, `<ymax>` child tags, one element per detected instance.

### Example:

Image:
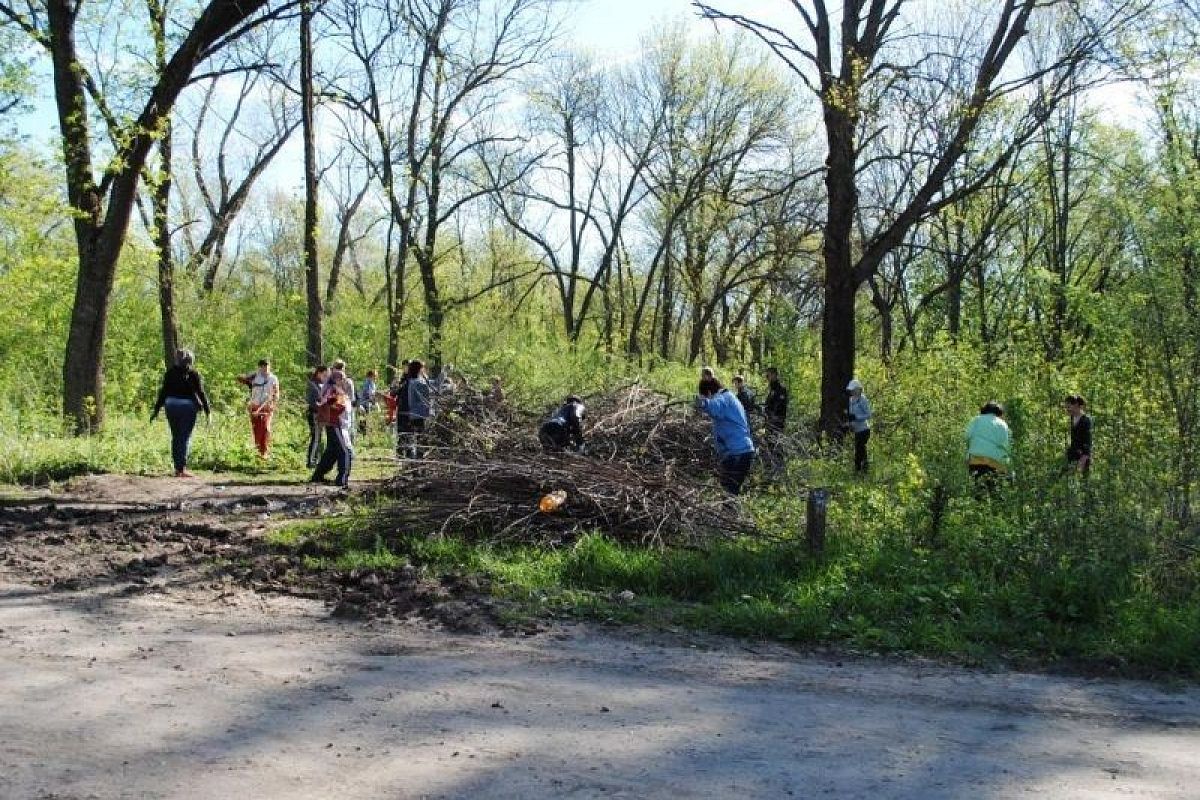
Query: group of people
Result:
<box><xmin>964</xmin><ymin>394</ymin><xmax>1092</xmax><ymax>491</ymax></box>
<box><xmin>150</xmin><ymin>349</ymin><xmax>1093</xmax><ymax>496</ymax></box>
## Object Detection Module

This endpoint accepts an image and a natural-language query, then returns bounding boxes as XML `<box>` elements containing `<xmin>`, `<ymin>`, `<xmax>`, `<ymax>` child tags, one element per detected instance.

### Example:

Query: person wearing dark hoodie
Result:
<box><xmin>695</xmin><ymin>376</ymin><xmax>756</xmax><ymax>495</ymax></box>
<box><xmin>150</xmin><ymin>349</ymin><xmax>211</xmax><ymax>477</ymax></box>
<box><xmin>539</xmin><ymin>395</ymin><xmax>587</xmax><ymax>452</ymax></box>
<box><xmin>1065</xmin><ymin>394</ymin><xmax>1092</xmax><ymax>475</ymax></box>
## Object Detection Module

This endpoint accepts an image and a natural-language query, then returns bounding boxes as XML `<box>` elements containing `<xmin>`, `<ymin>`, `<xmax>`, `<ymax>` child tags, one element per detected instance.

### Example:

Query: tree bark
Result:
<box><xmin>301</xmin><ymin>0</ymin><xmax>323</xmax><ymax>366</ymax></box>
<box><xmin>40</xmin><ymin>0</ymin><xmax>272</xmax><ymax>430</ymax></box>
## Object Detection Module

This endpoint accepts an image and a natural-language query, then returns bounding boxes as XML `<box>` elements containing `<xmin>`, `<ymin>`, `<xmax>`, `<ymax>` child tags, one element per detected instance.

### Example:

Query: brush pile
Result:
<box><xmin>381</xmin><ymin>383</ymin><xmax>803</xmax><ymax>547</ymax></box>
<box><xmin>380</xmin><ymin>451</ymin><xmax>757</xmax><ymax>548</ymax></box>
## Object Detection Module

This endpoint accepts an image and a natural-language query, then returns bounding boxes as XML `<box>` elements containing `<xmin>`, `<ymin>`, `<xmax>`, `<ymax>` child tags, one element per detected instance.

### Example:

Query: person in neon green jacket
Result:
<box><xmin>965</xmin><ymin>401</ymin><xmax>1011</xmax><ymax>487</ymax></box>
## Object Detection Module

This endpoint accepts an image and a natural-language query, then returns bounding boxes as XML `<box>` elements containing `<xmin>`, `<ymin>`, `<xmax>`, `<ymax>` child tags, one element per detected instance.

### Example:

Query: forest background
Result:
<box><xmin>1</xmin><ymin>0</ymin><xmax>1199</xmax><ymax>675</ymax></box>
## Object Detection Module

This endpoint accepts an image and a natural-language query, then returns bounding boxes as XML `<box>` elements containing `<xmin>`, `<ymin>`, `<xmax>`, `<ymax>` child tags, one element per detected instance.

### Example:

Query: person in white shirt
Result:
<box><xmin>239</xmin><ymin>359</ymin><xmax>280</xmax><ymax>457</ymax></box>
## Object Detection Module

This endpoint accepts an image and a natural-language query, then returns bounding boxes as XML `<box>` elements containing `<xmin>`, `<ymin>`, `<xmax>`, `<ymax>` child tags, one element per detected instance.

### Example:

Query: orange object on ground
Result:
<box><xmin>539</xmin><ymin>490</ymin><xmax>567</xmax><ymax>513</ymax></box>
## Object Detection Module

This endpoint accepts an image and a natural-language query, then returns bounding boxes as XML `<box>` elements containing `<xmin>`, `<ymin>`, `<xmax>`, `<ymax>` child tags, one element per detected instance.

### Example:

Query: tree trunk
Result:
<box><xmin>819</xmin><ymin>102</ymin><xmax>859</xmax><ymax>434</ymax></box>
<box><xmin>301</xmin><ymin>0</ymin><xmax>323</xmax><ymax>366</ymax></box>
<box><xmin>154</xmin><ymin>130</ymin><xmax>180</xmax><ymax>368</ymax></box>
<box><xmin>150</xmin><ymin>0</ymin><xmax>178</xmax><ymax>369</ymax></box>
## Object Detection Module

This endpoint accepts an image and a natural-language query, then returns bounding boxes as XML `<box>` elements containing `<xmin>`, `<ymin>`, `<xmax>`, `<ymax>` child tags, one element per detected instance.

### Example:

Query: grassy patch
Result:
<box><xmin>268</xmin><ymin>474</ymin><xmax>1200</xmax><ymax>679</ymax></box>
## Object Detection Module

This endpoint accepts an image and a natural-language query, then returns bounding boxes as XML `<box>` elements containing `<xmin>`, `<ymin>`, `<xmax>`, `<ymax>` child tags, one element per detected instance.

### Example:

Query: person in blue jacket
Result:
<box><xmin>695</xmin><ymin>376</ymin><xmax>756</xmax><ymax>495</ymax></box>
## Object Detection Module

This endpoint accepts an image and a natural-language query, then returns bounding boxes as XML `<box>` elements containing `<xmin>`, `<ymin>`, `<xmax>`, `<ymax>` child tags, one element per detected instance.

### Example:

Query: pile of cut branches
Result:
<box><xmin>380</xmin><ymin>382</ymin><xmax>814</xmax><ymax>547</ymax></box>
<box><xmin>380</xmin><ymin>451</ymin><xmax>759</xmax><ymax>548</ymax></box>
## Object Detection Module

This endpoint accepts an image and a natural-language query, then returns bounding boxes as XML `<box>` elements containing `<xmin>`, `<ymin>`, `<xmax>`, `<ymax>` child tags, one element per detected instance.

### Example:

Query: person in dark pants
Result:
<box><xmin>1065</xmin><ymin>394</ymin><xmax>1092</xmax><ymax>475</ymax></box>
<box><xmin>311</xmin><ymin>382</ymin><xmax>352</xmax><ymax>488</ymax></box>
<box><xmin>965</xmin><ymin>401</ymin><xmax>1011</xmax><ymax>496</ymax></box>
<box><xmin>392</xmin><ymin>365</ymin><xmax>411</xmax><ymax>456</ymax></box>
<box><xmin>539</xmin><ymin>396</ymin><xmax>587</xmax><ymax>452</ymax></box>
<box><xmin>403</xmin><ymin>360</ymin><xmax>434</xmax><ymax>458</ymax></box>
<box><xmin>846</xmin><ymin>378</ymin><xmax>872</xmax><ymax>473</ymax></box>
<box><xmin>695</xmin><ymin>377</ymin><xmax>756</xmax><ymax>495</ymax></box>
<box><xmin>150</xmin><ymin>349</ymin><xmax>211</xmax><ymax>477</ymax></box>
<box><xmin>764</xmin><ymin>368</ymin><xmax>788</xmax><ymax>430</ymax></box>
<box><xmin>305</xmin><ymin>365</ymin><xmax>329</xmax><ymax>469</ymax></box>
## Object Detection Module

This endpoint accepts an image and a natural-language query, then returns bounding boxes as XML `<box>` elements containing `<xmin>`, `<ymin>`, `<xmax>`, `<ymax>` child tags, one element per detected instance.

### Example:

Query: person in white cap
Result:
<box><xmin>846</xmin><ymin>378</ymin><xmax>872</xmax><ymax>473</ymax></box>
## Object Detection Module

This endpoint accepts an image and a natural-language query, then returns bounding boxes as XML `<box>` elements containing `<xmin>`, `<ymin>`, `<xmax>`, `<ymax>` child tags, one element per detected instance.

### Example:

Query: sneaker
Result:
<box><xmin>175</xmin><ymin>470</ymin><xmax>195</xmax><ymax>478</ymax></box>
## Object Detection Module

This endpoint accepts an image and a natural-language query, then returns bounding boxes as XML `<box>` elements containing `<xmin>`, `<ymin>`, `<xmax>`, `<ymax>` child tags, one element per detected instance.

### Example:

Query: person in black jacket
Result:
<box><xmin>539</xmin><ymin>396</ymin><xmax>586</xmax><ymax>452</ymax></box>
<box><xmin>1065</xmin><ymin>394</ymin><xmax>1092</xmax><ymax>474</ymax></box>
<box><xmin>732</xmin><ymin>375</ymin><xmax>758</xmax><ymax>415</ymax></box>
<box><xmin>150</xmin><ymin>349</ymin><xmax>211</xmax><ymax>477</ymax></box>
<box><xmin>764</xmin><ymin>367</ymin><xmax>788</xmax><ymax>432</ymax></box>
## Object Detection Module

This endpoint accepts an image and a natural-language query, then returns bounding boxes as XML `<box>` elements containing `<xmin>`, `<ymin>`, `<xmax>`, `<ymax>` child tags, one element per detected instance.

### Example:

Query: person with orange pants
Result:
<box><xmin>239</xmin><ymin>359</ymin><xmax>280</xmax><ymax>458</ymax></box>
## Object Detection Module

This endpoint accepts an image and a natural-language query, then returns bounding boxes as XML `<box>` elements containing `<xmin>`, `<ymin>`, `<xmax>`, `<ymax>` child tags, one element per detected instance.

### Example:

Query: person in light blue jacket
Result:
<box><xmin>846</xmin><ymin>378</ymin><xmax>872</xmax><ymax>473</ymax></box>
<box><xmin>695</xmin><ymin>376</ymin><xmax>756</xmax><ymax>495</ymax></box>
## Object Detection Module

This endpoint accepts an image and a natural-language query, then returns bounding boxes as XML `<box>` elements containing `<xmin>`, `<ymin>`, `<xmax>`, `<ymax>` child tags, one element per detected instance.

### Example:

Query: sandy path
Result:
<box><xmin>2</xmin><ymin>581</ymin><xmax>1198</xmax><ymax>800</ymax></box>
<box><xmin>2</xmin><ymin>474</ymin><xmax>1199</xmax><ymax>798</ymax></box>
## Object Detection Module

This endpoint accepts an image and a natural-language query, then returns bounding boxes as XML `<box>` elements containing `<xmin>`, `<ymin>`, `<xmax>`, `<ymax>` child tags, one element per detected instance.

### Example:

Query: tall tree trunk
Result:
<box><xmin>819</xmin><ymin>107</ymin><xmax>859</xmax><ymax>434</ymax></box>
<box><xmin>301</xmin><ymin>0</ymin><xmax>323</xmax><ymax>366</ymax></box>
<box><xmin>154</xmin><ymin>130</ymin><xmax>180</xmax><ymax>368</ymax></box>
<box><xmin>149</xmin><ymin>0</ymin><xmax>178</xmax><ymax>368</ymax></box>
<box><xmin>51</xmin><ymin>0</ymin><xmax>108</xmax><ymax>432</ymax></box>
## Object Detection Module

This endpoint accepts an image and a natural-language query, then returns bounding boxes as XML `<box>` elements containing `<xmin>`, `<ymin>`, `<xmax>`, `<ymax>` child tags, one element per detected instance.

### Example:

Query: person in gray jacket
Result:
<box><xmin>305</xmin><ymin>365</ymin><xmax>329</xmax><ymax>468</ymax></box>
<box><xmin>402</xmin><ymin>360</ymin><xmax>434</xmax><ymax>458</ymax></box>
<box><xmin>847</xmin><ymin>379</ymin><xmax>873</xmax><ymax>473</ymax></box>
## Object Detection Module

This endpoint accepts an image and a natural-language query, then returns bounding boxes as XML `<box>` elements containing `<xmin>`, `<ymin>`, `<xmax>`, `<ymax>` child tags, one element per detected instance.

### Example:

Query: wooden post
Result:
<box><xmin>806</xmin><ymin>488</ymin><xmax>828</xmax><ymax>555</ymax></box>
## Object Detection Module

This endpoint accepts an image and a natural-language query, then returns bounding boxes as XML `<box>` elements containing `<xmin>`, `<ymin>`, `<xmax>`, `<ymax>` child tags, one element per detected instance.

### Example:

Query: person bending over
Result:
<box><xmin>539</xmin><ymin>395</ymin><xmax>586</xmax><ymax>452</ymax></box>
<box><xmin>695</xmin><ymin>377</ymin><xmax>756</xmax><ymax>495</ymax></box>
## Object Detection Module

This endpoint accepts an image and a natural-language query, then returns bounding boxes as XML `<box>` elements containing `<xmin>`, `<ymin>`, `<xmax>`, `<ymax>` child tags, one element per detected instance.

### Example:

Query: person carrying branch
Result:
<box><xmin>539</xmin><ymin>395</ymin><xmax>587</xmax><ymax>452</ymax></box>
<box><xmin>238</xmin><ymin>358</ymin><xmax>279</xmax><ymax>458</ymax></box>
<box><xmin>695</xmin><ymin>376</ymin><xmax>756</xmax><ymax>495</ymax></box>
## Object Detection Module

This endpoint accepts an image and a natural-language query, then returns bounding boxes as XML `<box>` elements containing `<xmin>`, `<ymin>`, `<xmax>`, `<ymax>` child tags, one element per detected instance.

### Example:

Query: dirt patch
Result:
<box><xmin>0</xmin><ymin>476</ymin><xmax>506</xmax><ymax>633</ymax></box>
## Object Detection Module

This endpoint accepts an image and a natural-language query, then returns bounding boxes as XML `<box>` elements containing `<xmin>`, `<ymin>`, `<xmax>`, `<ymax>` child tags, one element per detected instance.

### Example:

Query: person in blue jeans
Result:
<box><xmin>695</xmin><ymin>376</ymin><xmax>756</xmax><ymax>495</ymax></box>
<box><xmin>150</xmin><ymin>349</ymin><xmax>211</xmax><ymax>477</ymax></box>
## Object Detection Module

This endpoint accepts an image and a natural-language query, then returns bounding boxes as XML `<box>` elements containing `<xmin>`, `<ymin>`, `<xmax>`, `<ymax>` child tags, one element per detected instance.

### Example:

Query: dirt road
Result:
<box><xmin>2</xmin><ymin>476</ymin><xmax>1198</xmax><ymax>799</ymax></box>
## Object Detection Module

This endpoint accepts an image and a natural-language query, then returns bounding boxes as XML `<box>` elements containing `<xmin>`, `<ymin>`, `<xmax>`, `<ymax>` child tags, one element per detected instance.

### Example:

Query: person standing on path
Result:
<box><xmin>966</xmin><ymin>401</ymin><xmax>1011</xmax><ymax>493</ymax></box>
<box><xmin>239</xmin><ymin>359</ymin><xmax>280</xmax><ymax>458</ymax></box>
<box><xmin>1065</xmin><ymin>394</ymin><xmax>1092</xmax><ymax>475</ymax></box>
<box><xmin>310</xmin><ymin>380</ymin><xmax>353</xmax><ymax>488</ymax></box>
<box><xmin>305</xmin><ymin>365</ymin><xmax>329</xmax><ymax>469</ymax></box>
<box><xmin>150</xmin><ymin>349</ymin><xmax>211</xmax><ymax>477</ymax></box>
<box><xmin>695</xmin><ymin>376</ymin><xmax>756</xmax><ymax>495</ymax></box>
<box><xmin>846</xmin><ymin>379</ymin><xmax>873</xmax><ymax>473</ymax></box>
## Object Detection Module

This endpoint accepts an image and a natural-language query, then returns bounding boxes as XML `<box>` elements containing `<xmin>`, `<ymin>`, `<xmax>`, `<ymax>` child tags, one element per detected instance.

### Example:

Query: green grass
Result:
<box><xmin>267</xmin><ymin>472</ymin><xmax>1200</xmax><ymax>679</ymax></box>
<box><xmin>0</xmin><ymin>408</ymin><xmax>401</xmax><ymax>485</ymax></box>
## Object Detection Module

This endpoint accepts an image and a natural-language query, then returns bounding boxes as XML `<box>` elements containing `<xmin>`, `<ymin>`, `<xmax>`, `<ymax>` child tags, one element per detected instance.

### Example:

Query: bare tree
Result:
<box><xmin>696</xmin><ymin>0</ymin><xmax>1143</xmax><ymax>432</ymax></box>
<box><xmin>0</xmin><ymin>0</ymin><xmax>293</xmax><ymax>429</ymax></box>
